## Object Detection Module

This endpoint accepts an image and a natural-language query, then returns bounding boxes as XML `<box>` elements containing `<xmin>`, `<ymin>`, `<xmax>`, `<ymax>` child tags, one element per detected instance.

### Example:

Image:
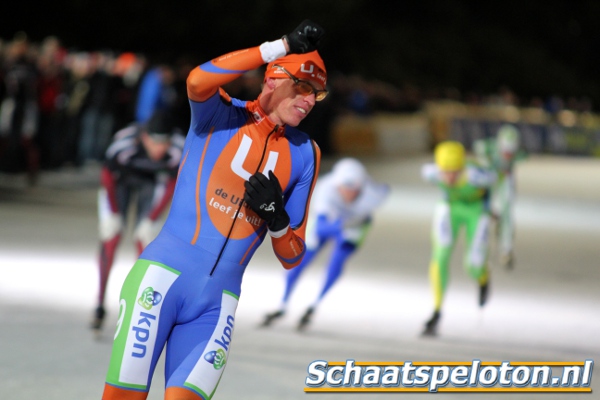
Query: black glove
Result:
<box><xmin>284</xmin><ymin>19</ymin><xmax>325</xmax><ymax>54</ymax></box>
<box><xmin>244</xmin><ymin>170</ymin><xmax>290</xmax><ymax>231</ymax></box>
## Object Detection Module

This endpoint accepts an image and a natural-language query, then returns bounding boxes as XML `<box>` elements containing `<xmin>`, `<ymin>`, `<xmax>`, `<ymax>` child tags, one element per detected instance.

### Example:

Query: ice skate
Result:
<box><xmin>91</xmin><ymin>305</ymin><xmax>106</xmax><ymax>338</ymax></box>
<box><xmin>501</xmin><ymin>251</ymin><xmax>514</xmax><ymax>270</ymax></box>
<box><xmin>297</xmin><ymin>307</ymin><xmax>315</xmax><ymax>331</ymax></box>
<box><xmin>261</xmin><ymin>310</ymin><xmax>285</xmax><ymax>327</ymax></box>
<box><xmin>422</xmin><ymin>311</ymin><xmax>440</xmax><ymax>337</ymax></box>
<box><xmin>479</xmin><ymin>282</ymin><xmax>489</xmax><ymax>307</ymax></box>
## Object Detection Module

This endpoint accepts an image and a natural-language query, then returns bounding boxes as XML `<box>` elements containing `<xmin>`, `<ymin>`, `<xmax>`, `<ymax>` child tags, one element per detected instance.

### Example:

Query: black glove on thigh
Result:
<box><xmin>284</xmin><ymin>19</ymin><xmax>325</xmax><ymax>54</ymax></box>
<box><xmin>244</xmin><ymin>170</ymin><xmax>290</xmax><ymax>231</ymax></box>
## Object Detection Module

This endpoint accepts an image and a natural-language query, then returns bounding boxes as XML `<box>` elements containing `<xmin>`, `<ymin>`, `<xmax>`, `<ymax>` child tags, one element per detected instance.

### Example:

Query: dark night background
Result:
<box><xmin>3</xmin><ymin>0</ymin><xmax>600</xmax><ymax>109</ymax></box>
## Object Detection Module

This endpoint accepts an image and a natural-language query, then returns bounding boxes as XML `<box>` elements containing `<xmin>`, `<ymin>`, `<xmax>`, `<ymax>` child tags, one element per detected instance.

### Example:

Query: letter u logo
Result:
<box><xmin>231</xmin><ymin>134</ymin><xmax>278</xmax><ymax>180</ymax></box>
<box><xmin>300</xmin><ymin>64</ymin><xmax>314</xmax><ymax>74</ymax></box>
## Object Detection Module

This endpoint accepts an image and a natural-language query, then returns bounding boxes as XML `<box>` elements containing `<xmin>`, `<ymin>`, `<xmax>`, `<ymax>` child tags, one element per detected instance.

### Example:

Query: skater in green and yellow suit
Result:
<box><xmin>421</xmin><ymin>141</ymin><xmax>497</xmax><ymax>336</ymax></box>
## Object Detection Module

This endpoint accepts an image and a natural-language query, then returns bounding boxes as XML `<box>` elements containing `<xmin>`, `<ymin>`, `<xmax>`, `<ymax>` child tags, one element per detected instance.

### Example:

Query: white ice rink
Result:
<box><xmin>0</xmin><ymin>155</ymin><xmax>598</xmax><ymax>399</ymax></box>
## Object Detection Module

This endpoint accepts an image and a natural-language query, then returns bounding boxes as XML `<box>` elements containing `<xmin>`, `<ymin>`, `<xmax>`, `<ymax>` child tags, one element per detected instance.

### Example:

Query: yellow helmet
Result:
<box><xmin>434</xmin><ymin>141</ymin><xmax>465</xmax><ymax>171</ymax></box>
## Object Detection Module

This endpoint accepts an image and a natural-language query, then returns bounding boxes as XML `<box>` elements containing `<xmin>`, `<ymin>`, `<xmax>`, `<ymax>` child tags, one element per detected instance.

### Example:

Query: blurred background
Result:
<box><xmin>0</xmin><ymin>1</ymin><xmax>599</xmax><ymax>399</ymax></box>
<box><xmin>1</xmin><ymin>0</ymin><xmax>600</xmax><ymax>173</ymax></box>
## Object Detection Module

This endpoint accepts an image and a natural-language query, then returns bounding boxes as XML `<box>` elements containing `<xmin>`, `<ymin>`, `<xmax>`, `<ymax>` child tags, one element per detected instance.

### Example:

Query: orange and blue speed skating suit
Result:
<box><xmin>103</xmin><ymin>44</ymin><xmax>321</xmax><ymax>400</ymax></box>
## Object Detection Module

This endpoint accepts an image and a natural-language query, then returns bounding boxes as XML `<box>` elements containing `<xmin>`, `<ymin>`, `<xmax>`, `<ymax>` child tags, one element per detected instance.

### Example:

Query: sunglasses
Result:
<box><xmin>272</xmin><ymin>64</ymin><xmax>328</xmax><ymax>101</ymax></box>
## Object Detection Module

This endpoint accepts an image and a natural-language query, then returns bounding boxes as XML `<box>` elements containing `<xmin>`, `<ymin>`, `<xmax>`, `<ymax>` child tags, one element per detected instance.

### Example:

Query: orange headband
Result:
<box><xmin>265</xmin><ymin>51</ymin><xmax>327</xmax><ymax>88</ymax></box>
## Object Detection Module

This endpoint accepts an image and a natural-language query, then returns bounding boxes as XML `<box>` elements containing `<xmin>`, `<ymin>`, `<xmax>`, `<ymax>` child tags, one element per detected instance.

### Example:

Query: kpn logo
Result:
<box><xmin>137</xmin><ymin>287</ymin><xmax>163</xmax><ymax>310</ymax></box>
<box><xmin>204</xmin><ymin>349</ymin><xmax>227</xmax><ymax>370</ymax></box>
<box><xmin>204</xmin><ymin>314</ymin><xmax>235</xmax><ymax>370</ymax></box>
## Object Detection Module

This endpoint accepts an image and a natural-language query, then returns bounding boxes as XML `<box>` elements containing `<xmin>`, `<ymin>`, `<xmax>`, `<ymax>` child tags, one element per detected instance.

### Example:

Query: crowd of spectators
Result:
<box><xmin>0</xmin><ymin>32</ymin><xmax>594</xmax><ymax>184</ymax></box>
<box><xmin>0</xmin><ymin>33</ymin><xmax>193</xmax><ymax>184</ymax></box>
